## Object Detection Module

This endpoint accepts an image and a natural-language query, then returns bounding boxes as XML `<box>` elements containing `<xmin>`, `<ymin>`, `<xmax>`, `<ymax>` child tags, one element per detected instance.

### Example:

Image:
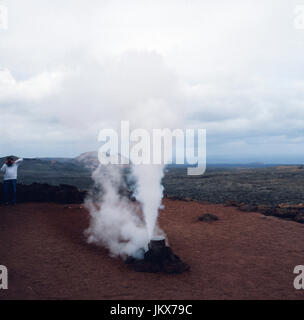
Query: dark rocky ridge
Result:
<box><xmin>0</xmin><ymin>183</ymin><xmax>86</xmax><ymax>204</ymax></box>
<box><xmin>226</xmin><ymin>200</ymin><xmax>304</xmax><ymax>224</ymax></box>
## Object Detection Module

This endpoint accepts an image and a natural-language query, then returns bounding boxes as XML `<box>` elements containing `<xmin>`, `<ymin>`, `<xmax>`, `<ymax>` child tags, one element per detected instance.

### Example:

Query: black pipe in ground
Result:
<box><xmin>126</xmin><ymin>237</ymin><xmax>190</xmax><ymax>274</ymax></box>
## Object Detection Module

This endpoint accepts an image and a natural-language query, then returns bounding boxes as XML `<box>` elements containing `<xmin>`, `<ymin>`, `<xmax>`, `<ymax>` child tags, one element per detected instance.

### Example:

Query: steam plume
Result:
<box><xmin>132</xmin><ymin>164</ymin><xmax>165</xmax><ymax>239</ymax></box>
<box><xmin>85</xmin><ymin>165</ymin><xmax>151</xmax><ymax>258</ymax></box>
<box><xmin>85</xmin><ymin>51</ymin><xmax>180</xmax><ymax>258</ymax></box>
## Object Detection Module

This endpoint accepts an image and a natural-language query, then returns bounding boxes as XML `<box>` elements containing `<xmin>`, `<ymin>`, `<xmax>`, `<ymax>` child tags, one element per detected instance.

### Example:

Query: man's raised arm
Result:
<box><xmin>15</xmin><ymin>158</ymin><xmax>23</xmax><ymax>165</ymax></box>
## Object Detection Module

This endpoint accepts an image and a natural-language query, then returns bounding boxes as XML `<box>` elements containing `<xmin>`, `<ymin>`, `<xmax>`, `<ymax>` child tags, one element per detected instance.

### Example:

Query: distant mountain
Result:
<box><xmin>75</xmin><ymin>151</ymin><xmax>99</xmax><ymax>169</ymax></box>
<box><xmin>76</xmin><ymin>151</ymin><xmax>131</xmax><ymax>169</ymax></box>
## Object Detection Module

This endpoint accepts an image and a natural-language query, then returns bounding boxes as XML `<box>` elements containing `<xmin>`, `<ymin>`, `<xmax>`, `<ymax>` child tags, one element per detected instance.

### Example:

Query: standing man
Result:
<box><xmin>1</xmin><ymin>157</ymin><xmax>23</xmax><ymax>205</ymax></box>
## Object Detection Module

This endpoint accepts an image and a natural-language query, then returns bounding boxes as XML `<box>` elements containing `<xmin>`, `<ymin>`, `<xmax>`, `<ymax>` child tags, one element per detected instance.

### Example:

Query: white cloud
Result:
<box><xmin>0</xmin><ymin>68</ymin><xmax>63</xmax><ymax>102</ymax></box>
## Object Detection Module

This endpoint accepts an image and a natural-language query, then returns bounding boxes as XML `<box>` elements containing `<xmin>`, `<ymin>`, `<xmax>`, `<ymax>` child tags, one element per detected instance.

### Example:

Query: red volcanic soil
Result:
<box><xmin>1</xmin><ymin>199</ymin><xmax>304</xmax><ymax>300</ymax></box>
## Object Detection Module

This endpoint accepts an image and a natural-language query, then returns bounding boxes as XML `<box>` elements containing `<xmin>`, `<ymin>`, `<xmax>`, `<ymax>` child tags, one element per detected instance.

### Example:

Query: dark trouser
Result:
<box><xmin>3</xmin><ymin>179</ymin><xmax>17</xmax><ymax>204</ymax></box>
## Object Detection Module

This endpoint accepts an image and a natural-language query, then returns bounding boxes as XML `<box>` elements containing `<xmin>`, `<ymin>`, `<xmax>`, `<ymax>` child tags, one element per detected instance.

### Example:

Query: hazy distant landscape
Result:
<box><xmin>1</xmin><ymin>153</ymin><xmax>303</xmax><ymax>206</ymax></box>
<box><xmin>163</xmin><ymin>166</ymin><xmax>304</xmax><ymax>206</ymax></box>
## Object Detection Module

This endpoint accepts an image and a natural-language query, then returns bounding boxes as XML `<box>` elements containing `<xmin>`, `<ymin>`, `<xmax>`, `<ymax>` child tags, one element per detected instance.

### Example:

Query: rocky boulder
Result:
<box><xmin>198</xmin><ymin>213</ymin><xmax>219</xmax><ymax>222</ymax></box>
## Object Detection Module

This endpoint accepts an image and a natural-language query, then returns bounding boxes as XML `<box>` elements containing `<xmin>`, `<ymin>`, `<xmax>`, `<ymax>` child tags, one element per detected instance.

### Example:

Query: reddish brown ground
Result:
<box><xmin>1</xmin><ymin>199</ymin><xmax>304</xmax><ymax>300</ymax></box>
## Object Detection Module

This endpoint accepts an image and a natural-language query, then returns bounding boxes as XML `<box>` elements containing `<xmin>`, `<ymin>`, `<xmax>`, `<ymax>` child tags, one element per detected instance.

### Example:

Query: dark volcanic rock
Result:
<box><xmin>0</xmin><ymin>183</ymin><xmax>86</xmax><ymax>204</ymax></box>
<box><xmin>126</xmin><ymin>246</ymin><xmax>190</xmax><ymax>274</ymax></box>
<box><xmin>242</xmin><ymin>203</ymin><xmax>304</xmax><ymax>224</ymax></box>
<box><xmin>226</xmin><ymin>201</ymin><xmax>304</xmax><ymax>224</ymax></box>
<box><xmin>165</xmin><ymin>194</ymin><xmax>192</xmax><ymax>202</ymax></box>
<box><xmin>275</xmin><ymin>207</ymin><xmax>299</xmax><ymax>219</ymax></box>
<box><xmin>225</xmin><ymin>200</ymin><xmax>244</xmax><ymax>207</ymax></box>
<box><xmin>239</xmin><ymin>204</ymin><xmax>258</xmax><ymax>212</ymax></box>
<box><xmin>295</xmin><ymin>213</ymin><xmax>304</xmax><ymax>224</ymax></box>
<box><xmin>198</xmin><ymin>213</ymin><xmax>219</xmax><ymax>222</ymax></box>
<box><xmin>257</xmin><ymin>205</ymin><xmax>277</xmax><ymax>216</ymax></box>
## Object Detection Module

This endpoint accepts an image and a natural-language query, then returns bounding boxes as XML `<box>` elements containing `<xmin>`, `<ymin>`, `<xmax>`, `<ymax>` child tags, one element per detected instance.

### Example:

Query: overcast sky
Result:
<box><xmin>0</xmin><ymin>0</ymin><xmax>304</xmax><ymax>163</ymax></box>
